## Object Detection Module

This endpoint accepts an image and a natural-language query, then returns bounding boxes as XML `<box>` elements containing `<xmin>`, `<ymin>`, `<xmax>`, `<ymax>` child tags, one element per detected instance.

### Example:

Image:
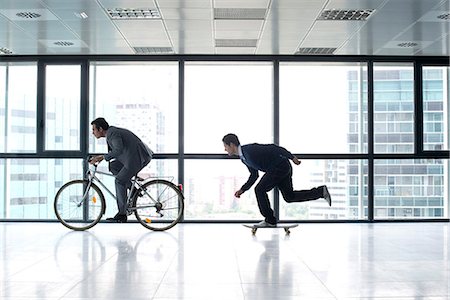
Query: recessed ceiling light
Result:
<box><xmin>317</xmin><ymin>9</ymin><xmax>375</xmax><ymax>21</ymax></box>
<box><xmin>106</xmin><ymin>8</ymin><xmax>161</xmax><ymax>19</ymax></box>
<box><xmin>16</xmin><ymin>12</ymin><xmax>41</xmax><ymax>19</ymax></box>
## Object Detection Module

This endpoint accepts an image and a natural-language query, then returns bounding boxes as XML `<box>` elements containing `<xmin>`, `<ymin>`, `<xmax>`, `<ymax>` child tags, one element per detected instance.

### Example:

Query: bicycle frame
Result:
<box><xmin>83</xmin><ymin>164</ymin><xmax>176</xmax><ymax>214</ymax></box>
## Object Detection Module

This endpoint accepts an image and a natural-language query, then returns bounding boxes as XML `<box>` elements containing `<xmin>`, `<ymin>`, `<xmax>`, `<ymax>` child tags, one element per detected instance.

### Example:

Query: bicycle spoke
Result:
<box><xmin>133</xmin><ymin>180</ymin><xmax>184</xmax><ymax>231</ymax></box>
<box><xmin>54</xmin><ymin>180</ymin><xmax>105</xmax><ymax>231</ymax></box>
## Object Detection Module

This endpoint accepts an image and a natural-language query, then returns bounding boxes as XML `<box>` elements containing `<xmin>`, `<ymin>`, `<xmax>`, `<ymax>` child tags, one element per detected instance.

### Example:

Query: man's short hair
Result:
<box><xmin>91</xmin><ymin>117</ymin><xmax>109</xmax><ymax>130</ymax></box>
<box><xmin>222</xmin><ymin>133</ymin><xmax>240</xmax><ymax>146</ymax></box>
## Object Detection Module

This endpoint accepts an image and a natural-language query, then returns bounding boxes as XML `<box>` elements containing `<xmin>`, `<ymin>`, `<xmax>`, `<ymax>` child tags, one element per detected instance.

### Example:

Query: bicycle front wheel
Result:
<box><xmin>54</xmin><ymin>180</ymin><xmax>105</xmax><ymax>231</ymax></box>
<box><xmin>133</xmin><ymin>179</ymin><xmax>184</xmax><ymax>231</ymax></box>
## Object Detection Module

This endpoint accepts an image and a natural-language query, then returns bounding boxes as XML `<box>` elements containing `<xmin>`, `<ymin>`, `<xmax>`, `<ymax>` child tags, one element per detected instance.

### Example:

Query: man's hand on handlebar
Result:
<box><xmin>89</xmin><ymin>155</ymin><xmax>104</xmax><ymax>165</ymax></box>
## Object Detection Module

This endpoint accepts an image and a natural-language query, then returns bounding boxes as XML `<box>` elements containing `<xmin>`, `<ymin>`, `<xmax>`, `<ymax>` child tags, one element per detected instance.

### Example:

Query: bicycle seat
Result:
<box><xmin>135</xmin><ymin>176</ymin><xmax>145</xmax><ymax>182</ymax></box>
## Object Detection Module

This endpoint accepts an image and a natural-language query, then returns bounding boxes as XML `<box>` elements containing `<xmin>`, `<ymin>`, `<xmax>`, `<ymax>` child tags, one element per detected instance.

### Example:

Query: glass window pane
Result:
<box><xmin>0</xmin><ymin>65</ymin><xmax>4</xmax><ymax>151</ymax></box>
<box><xmin>89</xmin><ymin>62</ymin><xmax>178</xmax><ymax>154</ymax></box>
<box><xmin>0</xmin><ymin>159</ymin><xmax>83</xmax><ymax>219</ymax></box>
<box><xmin>280</xmin><ymin>159</ymin><xmax>368</xmax><ymax>220</ymax></box>
<box><xmin>374</xmin><ymin>63</ymin><xmax>414</xmax><ymax>153</ymax></box>
<box><xmin>0</xmin><ymin>63</ymin><xmax>37</xmax><ymax>153</ymax></box>
<box><xmin>280</xmin><ymin>62</ymin><xmax>368</xmax><ymax>153</ymax></box>
<box><xmin>374</xmin><ymin>159</ymin><xmax>448</xmax><ymax>219</ymax></box>
<box><xmin>185</xmin><ymin>62</ymin><xmax>273</xmax><ymax>153</ymax></box>
<box><xmin>423</xmin><ymin>66</ymin><xmax>449</xmax><ymax>151</ymax></box>
<box><xmin>184</xmin><ymin>159</ymin><xmax>273</xmax><ymax>220</ymax></box>
<box><xmin>45</xmin><ymin>65</ymin><xmax>81</xmax><ymax>151</ymax></box>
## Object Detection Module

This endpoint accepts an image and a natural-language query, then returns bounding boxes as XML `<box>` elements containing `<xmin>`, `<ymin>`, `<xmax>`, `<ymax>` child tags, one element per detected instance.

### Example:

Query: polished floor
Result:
<box><xmin>0</xmin><ymin>222</ymin><xmax>449</xmax><ymax>299</ymax></box>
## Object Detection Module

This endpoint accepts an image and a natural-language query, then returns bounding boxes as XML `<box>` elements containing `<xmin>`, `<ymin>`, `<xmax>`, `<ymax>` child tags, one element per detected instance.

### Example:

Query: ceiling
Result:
<box><xmin>0</xmin><ymin>0</ymin><xmax>449</xmax><ymax>56</ymax></box>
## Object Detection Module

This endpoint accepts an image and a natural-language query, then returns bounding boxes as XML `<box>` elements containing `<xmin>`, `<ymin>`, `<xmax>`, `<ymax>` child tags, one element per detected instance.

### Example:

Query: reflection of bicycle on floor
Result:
<box><xmin>53</xmin><ymin>230</ymin><xmax>106</xmax><ymax>274</ymax></box>
<box><xmin>54</xmin><ymin>159</ymin><xmax>184</xmax><ymax>231</ymax></box>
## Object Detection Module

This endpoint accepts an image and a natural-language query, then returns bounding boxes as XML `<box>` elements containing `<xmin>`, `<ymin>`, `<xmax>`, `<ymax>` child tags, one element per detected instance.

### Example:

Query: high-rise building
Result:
<box><xmin>348</xmin><ymin>67</ymin><xmax>447</xmax><ymax>219</ymax></box>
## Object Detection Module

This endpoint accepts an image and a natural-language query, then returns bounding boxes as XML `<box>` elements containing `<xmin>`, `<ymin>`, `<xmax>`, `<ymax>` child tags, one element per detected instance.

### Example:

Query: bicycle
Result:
<box><xmin>54</xmin><ymin>159</ymin><xmax>184</xmax><ymax>231</ymax></box>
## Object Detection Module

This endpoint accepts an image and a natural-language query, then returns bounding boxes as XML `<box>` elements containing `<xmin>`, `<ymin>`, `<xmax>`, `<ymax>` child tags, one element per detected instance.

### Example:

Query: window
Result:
<box><xmin>279</xmin><ymin>159</ymin><xmax>368</xmax><ymax>220</ymax></box>
<box><xmin>184</xmin><ymin>159</ymin><xmax>270</xmax><ymax>220</ymax></box>
<box><xmin>0</xmin><ymin>159</ymin><xmax>83</xmax><ymax>219</ymax></box>
<box><xmin>374</xmin><ymin>159</ymin><xmax>447</xmax><ymax>219</ymax></box>
<box><xmin>184</xmin><ymin>62</ymin><xmax>273</xmax><ymax>153</ymax></box>
<box><xmin>45</xmin><ymin>65</ymin><xmax>81</xmax><ymax>151</ymax></box>
<box><xmin>423</xmin><ymin>66</ymin><xmax>449</xmax><ymax>151</ymax></box>
<box><xmin>374</xmin><ymin>63</ymin><xmax>414</xmax><ymax>153</ymax></box>
<box><xmin>89</xmin><ymin>62</ymin><xmax>178</xmax><ymax>154</ymax></box>
<box><xmin>279</xmin><ymin>62</ymin><xmax>368</xmax><ymax>153</ymax></box>
<box><xmin>0</xmin><ymin>63</ymin><xmax>37</xmax><ymax>153</ymax></box>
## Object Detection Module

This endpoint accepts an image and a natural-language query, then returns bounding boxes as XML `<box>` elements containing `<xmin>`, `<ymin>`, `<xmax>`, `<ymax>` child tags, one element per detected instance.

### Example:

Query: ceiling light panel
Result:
<box><xmin>214</xmin><ymin>8</ymin><xmax>266</xmax><ymax>20</ymax></box>
<box><xmin>295</xmin><ymin>47</ymin><xmax>337</xmax><ymax>55</ymax></box>
<box><xmin>106</xmin><ymin>8</ymin><xmax>161</xmax><ymax>19</ymax></box>
<box><xmin>317</xmin><ymin>9</ymin><xmax>375</xmax><ymax>21</ymax></box>
<box><xmin>133</xmin><ymin>47</ymin><xmax>173</xmax><ymax>54</ymax></box>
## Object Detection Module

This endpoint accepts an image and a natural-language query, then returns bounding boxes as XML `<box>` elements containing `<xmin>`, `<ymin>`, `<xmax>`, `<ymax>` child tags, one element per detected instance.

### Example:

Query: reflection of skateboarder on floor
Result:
<box><xmin>223</xmin><ymin>133</ymin><xmax>332</xmax><ymax>227</ymax></box>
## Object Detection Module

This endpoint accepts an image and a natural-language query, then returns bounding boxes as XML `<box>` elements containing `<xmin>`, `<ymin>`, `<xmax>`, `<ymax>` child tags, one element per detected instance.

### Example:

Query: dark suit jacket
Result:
<box><xmin>240</xmin><ymin>143</ymin><xmax>294</xmax><ymax>191</ymax></box>
<box><xmin>104</xmin><ymin>126</ymin><xmax>152</xmax><ymax>173</ymax></box>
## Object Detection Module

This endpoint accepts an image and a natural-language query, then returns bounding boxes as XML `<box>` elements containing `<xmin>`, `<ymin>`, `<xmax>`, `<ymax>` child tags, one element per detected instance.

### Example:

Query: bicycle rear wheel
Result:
<box><xmin>54</xmin><ymin>180</ymin><xmax>105</xmax><ymax>231</ymax></box>
<box><xmin>133</xmin><ymin>179</ymin><xmax>184</xmax><ymax>231</ymax></box>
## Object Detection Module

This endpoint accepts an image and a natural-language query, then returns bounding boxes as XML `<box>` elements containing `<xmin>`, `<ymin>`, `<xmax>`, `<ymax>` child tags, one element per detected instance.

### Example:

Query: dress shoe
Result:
<box><xmin>321</xmin><ymin>185</ymin><xmax>332</xmax><ymax>206</ymax></box>
<box><xmin>106</xmin><ymin>214</ymin><xmax>127</xmax><ymax>223</ymax></box>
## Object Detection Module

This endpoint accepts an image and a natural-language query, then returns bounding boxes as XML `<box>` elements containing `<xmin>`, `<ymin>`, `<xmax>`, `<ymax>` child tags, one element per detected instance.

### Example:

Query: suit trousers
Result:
<box><xmin>255</xmin><ymin>160</ymin><xmax>323</xmax><ymax>224</ymax></box>
<box><xmin>109</xmin><ymin>160</ymin><xmax>139</xmax><ymax>216</ymax></box>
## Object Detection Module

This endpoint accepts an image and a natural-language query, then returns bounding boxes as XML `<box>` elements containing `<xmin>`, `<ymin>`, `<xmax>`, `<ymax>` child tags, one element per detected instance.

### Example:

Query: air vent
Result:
<box><xmin>215</xmin><ymin>39</ymin><xmax>258</xmax><ymax>47</ymax></box>
<box><xmin>397</xmin><ymin>42</ymin><xmax>418</xmax><ymax>48</ymax></box>
<box><xmin>133</xmin><ymin>47</ymin><xmax>174</xmax><ymax>54</ymax></box>
<box><xmin>0</xmin><ymin>47</ymin><xmax>13</xmax><ymax>55</ymax></box>
<box><xmin>16</xmin><ymin>12</ymin><xmax>41</xmax><ymax>19</ymax></box>
<box><xmin>437</xmin><ymin>13</ymin><xmax>450</xmax><ymax>20</ymax></box>
<box><xmin>214</xmin><ymin>8</ymin><xmax>266</xmax><ymax>20</ymax></box>
<box><xmin>0</xmin><ymin>9</ymin><xmax>58</xmax><ymax>21</ymax></box>
<box><xmin>295</xmin><ymin>47</ymin><xmax>337</xmax><ymax>55</ymax></box>
<box><xmin>317</xmin><ymin>9</ymin><xmax>375</xmax><ymax>21</ymax></box>
<box><xmin>106</xmin><ymin>8</ymin><xmax>161</xmax><ymax>19</ymax></box>
<box><xmin>53</xmin><ymin>41</ymin><xmax>74</xmax><ymax>47</ymax></box>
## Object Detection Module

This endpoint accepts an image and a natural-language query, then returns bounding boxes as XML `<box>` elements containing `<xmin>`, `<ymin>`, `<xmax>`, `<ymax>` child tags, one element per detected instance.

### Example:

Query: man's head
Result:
<box><xmin>222</xmin><ymin>133</ymin><xmax>240</xmax><ymax>156</ymax></box>
<box><xmin>91</xmin><ymin>117</ymin><xmax>109</xmax><ymax>139</ymax></box>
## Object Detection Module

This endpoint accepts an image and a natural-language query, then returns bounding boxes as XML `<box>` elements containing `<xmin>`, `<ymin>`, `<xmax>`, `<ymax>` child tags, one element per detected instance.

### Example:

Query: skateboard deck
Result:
<box><xmin>243</xmin><ymin>224</ymin><xmax>298</xmax><ymax>235</ymax></box>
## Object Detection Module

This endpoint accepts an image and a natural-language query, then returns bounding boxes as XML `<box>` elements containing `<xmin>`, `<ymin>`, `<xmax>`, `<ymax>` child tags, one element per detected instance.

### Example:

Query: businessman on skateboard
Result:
<box><xmin>222</xmin><ymin>133</ymin><xmax>331</xmax><ymax>227</ymax></box>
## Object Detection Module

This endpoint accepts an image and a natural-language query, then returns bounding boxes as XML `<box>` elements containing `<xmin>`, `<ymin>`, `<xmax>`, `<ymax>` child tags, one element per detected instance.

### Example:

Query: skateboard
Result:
<box><xmin>243</xmin><ymin>224</ymin><xmax>298</xmax><ymax>235</ymax></box>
